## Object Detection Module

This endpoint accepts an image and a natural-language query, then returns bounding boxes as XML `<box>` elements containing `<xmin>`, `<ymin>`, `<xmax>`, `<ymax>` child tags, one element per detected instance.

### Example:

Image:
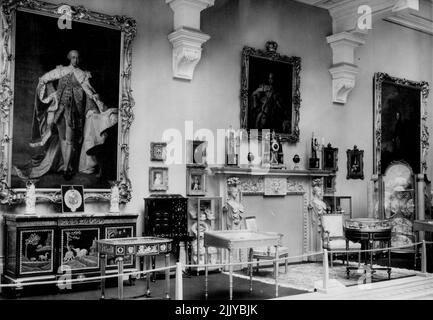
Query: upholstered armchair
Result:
<box><xmin>244</xmin><ymin>216</ymin><xmax>290</xmax><ymax>276</ymax></box>
<box><xmin>320</xmin><ymin>214</ymin><xmax>361</xmax><ymax>267</ymax></box>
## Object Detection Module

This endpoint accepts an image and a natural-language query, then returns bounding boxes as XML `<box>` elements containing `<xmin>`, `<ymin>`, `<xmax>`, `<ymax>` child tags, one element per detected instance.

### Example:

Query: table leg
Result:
<box><xmin>100</xmin><ymin>253</ymin><xmax>106</xmax><ymax>300</ymax></box>
<box><xmin>151</xmin><ymin>256</ymin><xmax>156</xmax><ymax>282</ymax></box>
<box><xmin>369</xmin><ymin>240</ymin><xmax>373</xmax><ymax>269</ymax></box>
<box><xmin>204</xmin><ymin>246</ymin><xmax>208</xmax><ymax>300</ymax></box>
<box><xmin>248</xmin><ymin>248</ymin><xmax>253</xmax><ymax>293</ymax></box>
<box><xmin>388</xmin><ymin>240</ymin><xmax>392</xmax><ymax>279</ymax></box>
<box><xmin>346</xmin><ymin>240</ymin><xmax>350</xmax><ymax>279</ymax></box>
<box><xmin>165</xmin><ymin>253</ymin><xmax>170</xmax><ymax>299</ymax></box>
<box><xmin>362</xmin><ymin>241</ymin><xmax>368</xmax><ymax>284</ymax></box>
<box><xmin>146</xmin><ymin>255</ymin><xmax>151</xmax><ymax>297</ymax></box>
<box><xmin>368</xmin><ymin>240</ymin><xmax>374</xmax><ymax>284</ymax></box>
<box><xmin>275</xmin><ymin>246</ymin><xmax>279</xmax><ymax>298</ymax></box>
<box><xmin>197</xmin><ymin>238</ymin><xmax>200</xmax><ymax>276</ymax></box>
<box><xmin>228</xmin><ymin>248</ymin><xmax>233</xmax><ymax>301</ymax></box>
<box><xmin>117</xmin><ymin>257</ymin><xmax>124</xmax><ymax>300</ymax></box>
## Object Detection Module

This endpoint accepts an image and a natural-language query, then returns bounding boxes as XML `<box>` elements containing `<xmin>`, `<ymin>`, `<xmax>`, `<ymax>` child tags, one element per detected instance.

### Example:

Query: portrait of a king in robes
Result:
<box><xmin>11</xmin><ymin>10</ymin><xmax>121</xmax><ymax>189</ymax></box>
<box><xmin>15</xmin><ymin>50</ymin><xmax>118</xmax><ymax>183</ymax></box>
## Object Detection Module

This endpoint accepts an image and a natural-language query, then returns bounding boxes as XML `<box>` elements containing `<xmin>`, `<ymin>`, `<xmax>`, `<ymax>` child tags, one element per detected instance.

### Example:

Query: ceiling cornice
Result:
<box><xmin>296</xmin><ymin>0</ymin><xmax>433</xmax><ymax>35</ymax></box>
<box><xmin>295</xmin><ymin>0</ymin><xmax>432</xmax><ymax>105</ymax></box>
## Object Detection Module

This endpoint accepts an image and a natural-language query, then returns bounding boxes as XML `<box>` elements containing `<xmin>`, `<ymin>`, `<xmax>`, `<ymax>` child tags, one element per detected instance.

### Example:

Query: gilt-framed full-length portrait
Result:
<box><xmin>373</xmin><ymin>73</ymin><xmax>429</xmax><ymax>175</ymax></box>
<box><xmin>240</xmin><ymin>41</ymin><xmax>301</xmax><ymax>142</ymax></box>
<box><xmin>0</xmin><ymin>0</ymin><xmax>136</xmax><ymax>204</ymax></box>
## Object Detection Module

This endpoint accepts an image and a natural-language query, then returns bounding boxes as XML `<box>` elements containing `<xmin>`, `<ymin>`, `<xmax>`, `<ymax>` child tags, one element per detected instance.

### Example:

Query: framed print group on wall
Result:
<box><xmin>0</xmin><ymin>0</ymin><xmax>137</xmax><ymax>205</ymax></box>
<box><xmin>374</xmin><ymin>73</ymin><xmax>429</xmax><ymax>175</ymax></box>
<box><xmin>240</xmin><ymin>41</ymin><xmax>301</xmax><ymax>142</ymax></box>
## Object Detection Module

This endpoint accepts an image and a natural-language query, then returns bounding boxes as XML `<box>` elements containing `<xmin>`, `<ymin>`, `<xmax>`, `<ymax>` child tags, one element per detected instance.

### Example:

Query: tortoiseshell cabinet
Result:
<box><xmin>2</xmin><ymin>213</ymin><xmax>138</xmax><ymax>298</ymax></box>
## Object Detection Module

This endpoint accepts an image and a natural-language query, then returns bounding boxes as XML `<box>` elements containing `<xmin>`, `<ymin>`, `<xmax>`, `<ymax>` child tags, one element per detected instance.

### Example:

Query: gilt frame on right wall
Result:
<box><xmin>373</xmin><ymin>73</ymin><xmax>429</xmax><ymax>175</ymax></box>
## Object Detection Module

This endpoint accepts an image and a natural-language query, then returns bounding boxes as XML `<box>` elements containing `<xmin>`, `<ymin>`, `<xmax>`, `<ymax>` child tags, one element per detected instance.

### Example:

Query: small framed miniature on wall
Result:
<box><xmin>323</xmin><ymin>143</ymin><xmax>338</xmax><ymax>171</ymax></box>
<box><xmin>61</xmin><ymin>185</ymin><xmax>85</xmax><ymax>213</ymax></box>
<box><xmin>347</xmin><ymin>145</ymin><xmax>364</xmax><ymax>180</ymax></box>
<box><xmin>187</xmin><ymin>168</ymin><xmax>206</xmax><ymax>196</ymax></box>
<box><xmin>324</xmin><ymin>176</ymin><xmax>336</xmax><ymax>194</ymax></box>
<box><xmin>150</xmin><ymin>142</ymin><xmax>167</xmax><ymax>162</ymax></box>
<box><xmin>149</xmin><ymin>167</ymin><xmax>168</xmax><ymax>191</ymax></box>
<box><xmin>186</xmin><ymin>140</ymin><xmax>207</xmax><ymax>166</ymax></box>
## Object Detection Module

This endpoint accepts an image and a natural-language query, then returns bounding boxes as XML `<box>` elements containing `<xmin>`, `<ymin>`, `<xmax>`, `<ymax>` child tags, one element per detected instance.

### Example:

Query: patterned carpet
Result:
<box><xmin>229</xmin><ymin>261</ymin><xmax>418</xmax><ymax>292</ymax></box>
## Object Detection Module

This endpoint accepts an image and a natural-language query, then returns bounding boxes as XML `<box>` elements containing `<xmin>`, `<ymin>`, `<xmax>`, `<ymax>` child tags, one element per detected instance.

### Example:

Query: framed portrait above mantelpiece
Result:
<box><xmin>0</xmin><ymin>0</ymin><xmax>137</xmax><ymax>204</ymax></box>
<box><xmin>240</xmin><ymin>41</ymin><xmax>301</xmax><ymax>143</ymax></box>
<box><xmin>374</xmin><ymin>73</ymin><xmax>429</xmax><ymax>175</ymax></box>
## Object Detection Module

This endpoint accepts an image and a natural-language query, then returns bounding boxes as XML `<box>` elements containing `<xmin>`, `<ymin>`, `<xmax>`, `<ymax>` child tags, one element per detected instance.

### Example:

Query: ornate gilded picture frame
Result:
<box><xmin>347</xmin><ymin>145</ymin><xmax>364</xmax><ymax>180</ymax></box>
<box><xmin>374</xmin><ymin>73</ymin><xmax>429</xmax><ymax>175</ymax></box>
<box><xmin>0</xmin><ymin>0</ymin><xmax>136</xmax><ymax>204</ymax></box>
<box><xmin>240</xmin><ymin>41</ymin><xmax>301</xmax><ymax>142</ymax></box>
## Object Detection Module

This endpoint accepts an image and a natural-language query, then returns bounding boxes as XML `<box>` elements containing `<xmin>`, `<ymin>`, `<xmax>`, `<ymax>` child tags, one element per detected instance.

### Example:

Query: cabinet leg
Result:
<box><xmin>151</xmin><ymin>256</ymin><xmax>156</xmax><ymax>282</ymax></box>
<box><xmin>146</xmin><ymin>256</ymin><xmax>151</xmax><ymax>297</ymax></box>
<box><xmin>165</xmin><ymin>254</ymin><xmax>170</xmax><ymax>299</ymax></box>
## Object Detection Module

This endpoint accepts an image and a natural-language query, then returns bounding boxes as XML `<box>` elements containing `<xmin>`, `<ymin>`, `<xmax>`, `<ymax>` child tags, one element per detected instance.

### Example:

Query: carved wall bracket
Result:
<box><xmin>167</xmin><ymin>27</ymin><xmax>210</xmax><ymax>80</ymax></box>
<box><xmin>296</xmin><ymin>0</ymin><xmax>431</xmax><ymax>104</ymax></box>
<box><xmin>326</xmin><ymin>32</ymin><xmax>366</xmax><ymax>104</ymax></box>
<box><xmin>166</xmin><ymin>0</ymin><xmax>214</xmax><ymax>80</ymax></box>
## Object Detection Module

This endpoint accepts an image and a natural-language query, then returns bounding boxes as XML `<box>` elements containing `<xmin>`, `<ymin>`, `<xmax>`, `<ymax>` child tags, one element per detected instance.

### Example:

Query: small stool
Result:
<box><xmin>251</xmin><ymin>247</ymin><xmax>290</xmax><ymax>276</ymax></box>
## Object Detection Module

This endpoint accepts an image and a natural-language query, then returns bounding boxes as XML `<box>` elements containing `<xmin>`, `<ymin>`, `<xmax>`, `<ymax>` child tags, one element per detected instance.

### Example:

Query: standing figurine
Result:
<box><xmin>25</xmin><ymin>180</ymin><xmax>36</xmax><ymax>215</ymax></box>
<box><xmin>309</xmin><ymin>133</ymin><xmax>321</xmax><ymax>169</ymax></box>
<box><xmin>109</xmin><ymin>181</ymin><xmax>120</xmax><ymax>213</ymax></box>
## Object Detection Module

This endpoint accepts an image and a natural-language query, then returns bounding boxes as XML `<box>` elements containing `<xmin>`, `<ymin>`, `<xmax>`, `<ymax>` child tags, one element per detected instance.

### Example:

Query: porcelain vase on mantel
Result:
<box><xmin>25</xmin><ymin>180</ymin><xmax>36</xmax><ymax>215</ymax></box>
<box><xmin>109</xmin><ymin>181</ymin><xmax>120</xmax><ymax>214</ymax></box>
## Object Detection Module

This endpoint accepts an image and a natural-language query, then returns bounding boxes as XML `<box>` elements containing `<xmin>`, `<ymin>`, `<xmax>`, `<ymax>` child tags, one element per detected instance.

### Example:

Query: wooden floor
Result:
<box><xmin>275</xmin><ymin>275</ymin><xmax>433</xmax><ymax>300</ymax></box>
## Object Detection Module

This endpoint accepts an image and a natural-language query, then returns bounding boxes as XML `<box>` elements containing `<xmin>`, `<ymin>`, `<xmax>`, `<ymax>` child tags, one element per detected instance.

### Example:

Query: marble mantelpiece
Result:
<box><xmin>210</xmin><ymin>166</ymin><xmax>335</xmax><ymax>261</ymax></box>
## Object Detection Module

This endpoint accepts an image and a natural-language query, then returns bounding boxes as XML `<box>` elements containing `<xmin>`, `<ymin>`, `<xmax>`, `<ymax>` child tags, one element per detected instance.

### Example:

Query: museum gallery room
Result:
<box><xmin>0</xmin><ymin>0</ymin><xmax>432</xmax><ymax>302</ymax></box>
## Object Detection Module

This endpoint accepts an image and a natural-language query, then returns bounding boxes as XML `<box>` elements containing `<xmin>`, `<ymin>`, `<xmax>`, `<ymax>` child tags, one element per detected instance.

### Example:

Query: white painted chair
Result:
<box><xmin>320</xmin><ymin>214</ymin><xmax>361</xmax><ymax>267</ymax></box>
<box><xmin>244</xmin><ymin>216</ymin><xmax>290</xmax><ymax>275</ymax></box>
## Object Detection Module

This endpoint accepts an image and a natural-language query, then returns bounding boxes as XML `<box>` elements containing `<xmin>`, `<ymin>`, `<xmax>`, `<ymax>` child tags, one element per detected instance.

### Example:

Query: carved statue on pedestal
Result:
<box><xmin>311</xmin><ymin>184</ymin><xmax>328</xmax><ymax>216</ymax></box>
<box><xmin>308</xmin><ymin>180</ymin><xmax>328</xmax><ymax>255</ymax></box>
<box><xmin>309</xmin><ymin>134</ymin><xmax>322</xmax><ymax>169</ymax></box>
